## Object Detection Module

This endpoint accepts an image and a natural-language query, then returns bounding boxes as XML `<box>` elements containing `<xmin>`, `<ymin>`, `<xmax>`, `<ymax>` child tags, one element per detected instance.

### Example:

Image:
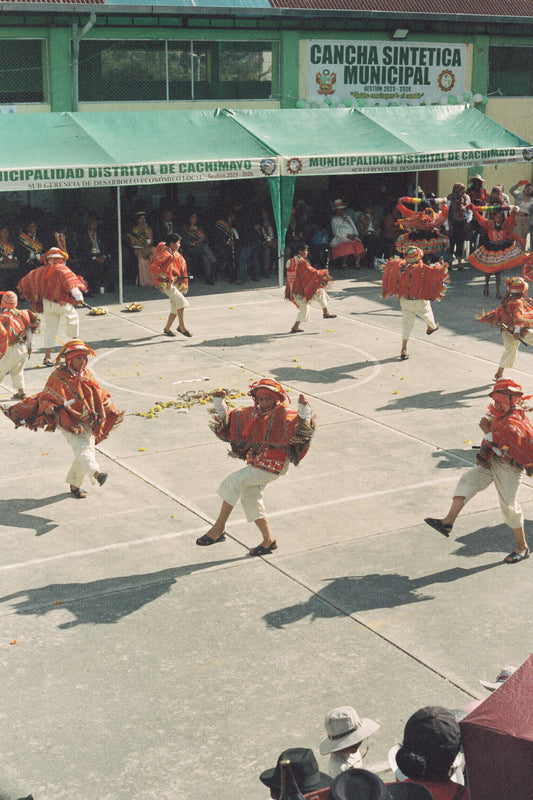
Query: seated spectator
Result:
<box><xmin>181</xmin><ymin>211</ymin><xmax>217</xmax><ymax>285</ymax></box>
<box><xmin>213</xmin><ymin>210</ymin><xmax>238</xmax><ymax>282</ymax></box>
<box><xmin>42</xmin><ymin>217</ymin><xmax>78</xmax><ymax>266</ymax></box>
<box><xmin>154</xmin><ymin>207</ymin><xmax>178</xmax><ymax>243</ymax></box>
<box><xmin>15</xmin><ymin>218</ymin><xmax>44</xmax><ymax>277</ymax></box>
<box><xmin>392</xmin><ymin>706</ymin><xmax>469</xmax><ymax>799</ymax></box>
<box><xmin>357</xmin><ymin>204</ymin><xmax>382</xmax><ymax>266</ymax></box>
<box><xmin>320</xmin><ymin>706</ymin><xmax>380</xmax><ymax>778</ymax></box>
<box><xmin>258</xmin><ymin>206</ymin><xmax>278</xmax><ymax>276</ymax></box>
<box><xmin>331</xmin><ymin>768</ymin><xmax>434</xmax><ymax>800</ymax></box>
<box><xmin>78</xmin><ymin>217</ymin><xmax>112</xmax><ymax>296</ymax></box>
<box><xmin>330</xmin><ymin>199</ymin><xmax>365</xmax><ymax>270</ymax></box>
<box><xmin>382</xmin><ymin>204</ymin><xmax>401</xmax><ymax>259</ymax></box>
<box><xmin>260</xmin><ymin>748</ymin><xmax>331</xmax><ymax>799</ymax></box>
<box><xmin>0</xmin><ymin>223</ymin><xmax>19</xmax><ymax>291</ymax></box>
<box><xmin>127</xmin><ymin>211</ymin><xmax>155</xmax><ymax>287</ymax></box>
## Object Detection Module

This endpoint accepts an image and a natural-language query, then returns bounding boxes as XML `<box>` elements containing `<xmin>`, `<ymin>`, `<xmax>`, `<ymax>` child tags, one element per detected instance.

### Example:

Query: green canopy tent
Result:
<box><xmin>229</xmin><ymin>105</ymin><xmax>533</xmax><ymax>253</ymax></box>
<box><xmin>0</xmin><ymin>106</ymin><xmax>530</xmax><ymax>295</ymax></box>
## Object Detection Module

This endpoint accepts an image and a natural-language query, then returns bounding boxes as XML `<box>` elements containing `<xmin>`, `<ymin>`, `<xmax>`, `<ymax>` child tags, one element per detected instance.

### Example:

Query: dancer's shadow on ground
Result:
<box><xmin>263</xmin><ymin>558</ymin><xmax>502</xmax><ymax>629</ymax></box>
<box><xmin>0</xmin><ymin>559</ymin><xmax>245</xmax><ymax>629</ymax></box>
<box><xmin>270</xmin><ymin>357</ymin><xmax>399</xmax><ymax>385</ymax></box>
<box><xmin>376</xmin><ymin>385</ymin><xmax>490</xmax><ymax>412</ymax></box>
<box><xmin>0</xmin><ymin>494</ymin><xmax>68</xmax><ymax>536</ymax></box>
<box><xmin>430</xmin><ymin>448</ymin><xmax>478</xmax><ymax>470</ymax></box>
<box><xmin>194</xmin><ymin>332</ymin><xmax>320</xmax><ymax>348</ymax></box>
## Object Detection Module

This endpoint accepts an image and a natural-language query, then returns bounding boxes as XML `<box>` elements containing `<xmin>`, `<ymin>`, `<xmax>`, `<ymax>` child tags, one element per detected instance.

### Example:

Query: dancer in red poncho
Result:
<box><xmin>149</xmin><ymin>233</ymin><xmax>191</xmax><ymax>338</ymax></box>
<box><xmin>285</xmin><ymin>243</ymin><xmax>336</xmax><ymax>333</ymax></box>
<box><xmin>3</xmin><ymin>340</ymin><xmax>123</xmax><ymax>498</ymax></box>
<box><xmin>476</xmin><ymin>276</ymin><xmax>533</xmax><ymax>381</ymax></box>
<box><xmin>17</xmin><ymin>247</ymin><xmax>87</xmax><ymax>367</ymax></box>
<box><xmin>425</xmin><ymin>379</ymin><xmax>532</xmax><ymax>564</ymax></box>
<box><xmin>0</xmin><ymin>291</ymin><xmax>40</xmax><ymax>399</ymax></box>
<box><xmin>196</xmin><ymin>378</ymin><xmax>315</xmax><ymax>556</ymax></box>
<box><xmin>382</xmin><ymin>245</ymin><xmax>447</xmax><ymax>361</ymax></box>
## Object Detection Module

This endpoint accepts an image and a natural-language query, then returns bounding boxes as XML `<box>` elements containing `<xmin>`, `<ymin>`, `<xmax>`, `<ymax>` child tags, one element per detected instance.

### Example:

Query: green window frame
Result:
<box><xmin>488</xmin><ymin>46</ymin><xmax>533</xmax><ymax>97</ymax></box>
<box><xmin>0</xmin><ymin>39</ymin><xmax>49</xmax><ymax>104</ymax></box>
<box><xmin>79</xmin><ymin>39</ymin><xmax>278</xmax><ymax>102</ymax></box>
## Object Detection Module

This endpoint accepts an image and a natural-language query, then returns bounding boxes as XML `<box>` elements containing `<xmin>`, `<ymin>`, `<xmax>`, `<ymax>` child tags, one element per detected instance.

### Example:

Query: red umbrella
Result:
<box><xmin>460</xmin><ymin>654</ymin><xmax>533</xmax><ymax>799</ymax></box>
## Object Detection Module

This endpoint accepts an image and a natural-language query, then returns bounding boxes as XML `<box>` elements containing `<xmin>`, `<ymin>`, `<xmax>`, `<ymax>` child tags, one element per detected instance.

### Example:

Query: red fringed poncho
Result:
<box><xmin>4</xmin><ymin>364</ymin><xmax>123</xmax><ymax>444</ymax></box>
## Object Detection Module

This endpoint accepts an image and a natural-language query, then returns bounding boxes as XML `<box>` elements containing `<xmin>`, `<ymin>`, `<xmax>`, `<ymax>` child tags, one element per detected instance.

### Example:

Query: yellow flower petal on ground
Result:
<box><xmin>139</xmin><ymin>447</ymin><xmax>146</xmax><ymax>452</ymax></box>
<box><xmin>464</xmin><ymin>439</ymin><xmax>472</xmax><ymax>444</ymax></box>
<box><xmin>393</xmin><ymin>390</ymin><xmax>399</xmax><ymax>394</ymax></box>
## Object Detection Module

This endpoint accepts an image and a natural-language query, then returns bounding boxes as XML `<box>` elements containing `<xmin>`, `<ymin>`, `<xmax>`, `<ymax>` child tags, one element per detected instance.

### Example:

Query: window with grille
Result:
<box><xmin>0</xmin><ymin>39</ymin><xmax>48</xmax><ymax>103</ymax></box>
<box><xmin>79</xmin><ymin>39</ymin><xmax>276</xmax><ymax>102</ymax></box>
<box><xmin>488</xmin><ymin>46</ymin><xmax>533</xmax><ymax>97</ymax></box>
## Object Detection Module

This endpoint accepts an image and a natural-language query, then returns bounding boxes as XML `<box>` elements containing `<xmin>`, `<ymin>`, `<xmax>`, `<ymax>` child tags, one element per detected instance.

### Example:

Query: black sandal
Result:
<box><xmin>163</xmin><ymin>330</ymin><xmax>176</xmax><ymax>337</ymax></box>
<box><xmin>424</xmin><ymin>517</ymin><xmax>452</xmax><ymax>537</ymax></box>
<box><xmin>177</xmin><ymin>328</ymin><xmax>192</xmax><ymax>337</ymax></box>
<box><xmin>196</xmin><ymin>532</ymin><xmax>227</xmax><ymax>546</ymax></box>
<box><xmin>70</xmin><ymin>486</ymin><xmax>87</xmax><ymax>499</ymax></box>
<box><xmin>249</xmin><ymin>541</ymin><xmax>278</xmax><ymax>557</ymax></box>
<box><xmin>504</xmin><ymin>547</ymin><xmax>530</xmax><ymax>564</ymax></box>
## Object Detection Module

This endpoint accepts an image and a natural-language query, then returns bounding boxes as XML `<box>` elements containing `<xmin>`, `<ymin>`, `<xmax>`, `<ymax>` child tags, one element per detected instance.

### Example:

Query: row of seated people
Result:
<box><xmin>125</xmin><ymin>206</ymin><xmax>279</xmax><ymax>287</ymax></box>
<box><xmin>0</xmin><ymin>213</ymin><xmax>115</xmax><ymax>297</ymax></box>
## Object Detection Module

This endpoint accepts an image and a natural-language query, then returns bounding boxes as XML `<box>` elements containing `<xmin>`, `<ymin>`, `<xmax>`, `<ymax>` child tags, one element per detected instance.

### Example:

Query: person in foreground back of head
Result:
<box><xmin>424</xmin><ymin>379</ymin><xmax>532</xmax><ymax>564</ymax></box>
<box><xmin>392</xmin><ymin>707</ymin><xmax>469</xmax><ymax>800</ymax></box>
<box><xmin>196</xmin><ymin>377</ymin><xmax>315</xmax><ymax>555</ymax></box>
<box><xmin>260</xmin><ymin>748</ymin><xmax>331</xmax><ymax>799</ymax></box>
<box><xmin>3</xmin><ymin>339</ymin><xmax>123</xmax><ymax>499</ymax></box>
<box><xmin>331</xmin><ymin>767</ymin><xmax>435</xmax><ymax>800</ymax></box>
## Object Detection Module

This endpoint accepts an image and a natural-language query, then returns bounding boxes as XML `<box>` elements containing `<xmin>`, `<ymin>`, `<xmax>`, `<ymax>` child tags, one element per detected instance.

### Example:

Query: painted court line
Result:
<box><xmin>0</xmin><ymin>475</ymin><xmax>459</xmax><ymax>572</ymax></box>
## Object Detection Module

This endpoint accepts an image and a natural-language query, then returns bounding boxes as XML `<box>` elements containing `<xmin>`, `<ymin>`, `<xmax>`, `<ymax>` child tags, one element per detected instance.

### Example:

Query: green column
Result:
<box><xmin>279</xmin><ymin>31</ymin><xmax>300</xmax><ymax>108</ymax></box>
<box><xmin>48</xmin><ymin>26</ymin><xmax>72</xmax><ymax>112</ymax></box>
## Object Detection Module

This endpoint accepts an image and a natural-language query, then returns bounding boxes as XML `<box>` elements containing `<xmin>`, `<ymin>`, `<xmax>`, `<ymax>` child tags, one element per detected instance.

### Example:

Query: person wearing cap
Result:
<box><xmin>381</xmin><ymin>245</ymin><xmax>443</xmax><ymax>361</ymax></box>
<box><xmin>425</xmin><ymin>379</ymin><xmax>532</xmax><ymax>563</ymax></box>
<box><xmin>0</xmin><ymin>291</ymin><xmax>40</xmax><ymax>400</ymax></box>
<box><xmin>3</xmin><ymin>340</ymin><xmax>123</xmax><ymax>498</ymax></box>
<box><xmin>260</xmin><ymin>747</ymin><xmax>331</xmax><ymax>799</ymax></box>
<box><xmin>330</xmin><ymin>199</ymin><xmax>365</xmax><ymax>271</ymax></box>
<box><xmin>475</xmin><ymin>275</ymin><xmax>533</xmax><ymax>380</ymax></box>
<box><xmin>285</xmin><ymin>243</ymin><xmax>336</xmax><ymax>333</ymax></box>
<box><xmin>331</xmin><ymin>767</ymin><xmax>435</xmax><ymax>800</ymax></box>
<box><xmin>196</xmin><ymin>378</ymin><xmax>315</xmax><ymax>555</ymax></box>
<box><xmin>149</xmin><ymin>233</ymin><xmax>191</xmax><ymax>337</ymax></box>
<box><xmin>389</xmin><ymin>708</ymin><xmax>469</xmax><ymax>800</ymax></box>
<box><xmin>320</xmin><ymin>706</ymin><xmax>380</xmax><ymax>778</ymax></box>
<box><xmin>17</xmin><ymin>247</ymin><xmax>87</xmax><ymax>367</ymax></box>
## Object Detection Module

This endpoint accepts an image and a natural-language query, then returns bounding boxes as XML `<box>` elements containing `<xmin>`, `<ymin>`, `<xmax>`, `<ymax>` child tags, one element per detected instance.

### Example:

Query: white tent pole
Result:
<box><xmin>117</xmin><ymin>186</ymin><xmax>123</xmax><ymax>305</ymax></box>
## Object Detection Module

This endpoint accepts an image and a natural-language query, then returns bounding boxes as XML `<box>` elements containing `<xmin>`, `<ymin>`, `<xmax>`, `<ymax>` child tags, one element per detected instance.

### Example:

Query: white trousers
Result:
<box><xmin>43</xmin><ymin>299</ymin><xmax>79</xmax><ymax>349</ymax></box>
<box><xmin>61</xmin><ymin>429</ymin><xmax>100</xmax><ymax>488</ymax></box>
<box><xmin>0</xmin><ymin>341</ymin><xmax>28</xmax><ymax>391</ymax></box>
<box><xmin>294</xmin><ymin>289</ymin><xmax>329</xmax><ymax>323</ymax></box>
<box><xmin>499</xmin><ymin>328</ymin><xmax>533</xmax><ymax>370</ymax></box>
<box><xmin>454</xmin><ymin>459</ymin><xmax>524</xmax><ymax>529</ymax></box>
<box><xmin>163</xmin><ymin>283</ymin><xmax>189</xmax><ymax>314</ymax></box>
<box><xmin>217</xmin><ymin>463</ymin><xmax>288</xmax><ymax>522</ymax></box>
<box><xmin>400</xmin><ymin>298</ymin><xmax>436</xmax><ymax>340</ymax></box>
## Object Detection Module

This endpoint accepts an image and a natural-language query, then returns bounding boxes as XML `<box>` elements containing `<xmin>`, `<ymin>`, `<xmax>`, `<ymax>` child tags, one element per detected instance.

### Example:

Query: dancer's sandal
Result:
<box><xmin>70</xmin><ymin>486</ymin><xmax>87</xmax><ymax>499</ymax></box>
<box><xmin>177</xmin><ymin>327</ymin><xmax>192</xmax><ymax>337</ymax></box>
<box><xmin>43</xmin><ymin>358</ymin><xmax>55</xmax><ymax>367</ymax></box>
<box><xmin>163</xmin><ymin>330</ymin><xmax>176</xmax><ymax>337</ymax></box>
<box><xmin>426</xmin><ymin>324</ymin><xmax>439</xmax><ymax>335</ymax></box>
<box><xmin>400</xmin><ymin>352</ymin><xmax>409</xmax><ymax>361</ymax></box>
<box><xmin>290</xmin><ymin>328</ymin><xmax>303</xmax><ymax>334</ymax></box>
<box><xmin>196</xmin><ymin>532</ymin><xmax>227</xmax><ymax>546</ymax></box>
<box><xmin>249</xmin><ymin>540</ymin><xmax>278</xmax><ymax>557</ymax></box>
<box><xmin>504</xmin><ymin>547</ymin><xmax>530</xmax><ymax>564</ymax></box>
<box><xmin>424</xmin><ymin>517</ymin><xmax>452</xmax><ymax>538</ymax></box>
<box><xmin>323</xmin><ymin>313</ymin><xmax>337</xmax><ymax>319</ymax></box>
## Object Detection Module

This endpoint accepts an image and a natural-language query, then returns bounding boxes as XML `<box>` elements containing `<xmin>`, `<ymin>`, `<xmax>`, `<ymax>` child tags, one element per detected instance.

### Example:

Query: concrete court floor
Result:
<box><xmin>0</xmin><ymin>265</ymin><xmax>532</xmax><ymax>800</ymax></box>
